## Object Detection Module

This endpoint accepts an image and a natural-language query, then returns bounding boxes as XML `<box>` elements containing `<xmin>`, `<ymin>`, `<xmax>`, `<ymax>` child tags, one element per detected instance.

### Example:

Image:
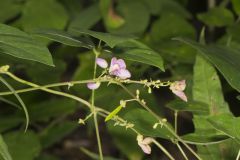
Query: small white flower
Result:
<box><xmin>137</xmin><ymin>135</ymin><xmax>153</xmax><ymax>154</ymax></box>
<box><xmin>170</xmin><ymin>80</ymin><xmax>187</xmax><ymax>102</ymax></box>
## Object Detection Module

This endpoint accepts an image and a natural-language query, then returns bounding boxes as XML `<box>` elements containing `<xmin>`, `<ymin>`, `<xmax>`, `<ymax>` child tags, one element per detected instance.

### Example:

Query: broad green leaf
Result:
<box><xmin>39</xmin><ymin>122</ymin><xmax>78</xmax><ymax>148</ymax></box>
<box><xmin>227</xmin><ymin>22</ymin><xmax>240</xmax><ymax>43</ymax></box>
<box><xmin>192</xmin><ymin>54</ymin><xmax>232</xmax><ymax>159</ymax></box>
<box><xmin>70</xmin><ymin>29</ymin><xmax>136</xmax><ymax>48</ymax></box>
<box><xmin>124</xmin><ymin>109</ymin><xmax>173</xmax><ymax>139</ymax></box>
<box><xmin>114</xmin><ymin>40</ymin><xmax>165</xmax><ymax>71</ymax></box>
<box><xmin>193</xmin><ymin>55</ymin><xmax>229</xmax><ymax>115</ymax></box>
<box><xmin>142</xmin><ymin>0</ymin><xmax>191</xmax><ymax>18</ymax></box>
<box><xmin>0</xmin><ymin>0</ymin><xmax>22</xmax><ymax>23</ymax></box>
<box><xmin>0</xmin><ymin>96</ymin><xmax>20</xmax><ymax>109</ymax></box>
<box><xmin>28</xmin><ymin>99</ymin><xmax>77</xmax><ymax>122</ymax></box>
<box><xmin>208</xmin><ymin>114</ymin><xmax>240</xmax><ymax>144</ymax></box>
<box><xmin>32</xmin><ymin>29</ymin><xmax>94</xmax><ymax>49</ymax></box>
<box><xmin>0</xmin><ymin>116</ymin><xmax>22</xmax><ymax>133</ymax></box>
<box><xmin>80</xmin><ymin>147</ymin><xmax>122</xmax><ymax>160</ymax></box>
<box><xmin>197</xmin><ymin>139</ymin><xmax>239</xmax><ymax>160</ymax></box>
<box><xmin>4</xmin><ymin>131</ymin><xmax>41</xmax><ymax>160</ymax></box>
<box><xmin>197</xmin><ymin>7</ymin><xmax>234</xmax><ymax>27</ymax></box>
<box><xmin>0</xmin><ymin>135</ymin><xmax>12</xmax><ymax>160</ymax></box>
<box><xmin>175</xmin><ymin>37</ymin><xmax>240</xmax><ymax>92</ymax></box>
<box><xmin>111</xmin><ymin>0</ymin><xmax>150</xmax><ymax>34</ymax></box>
<box><xmin>150</xmin><ymin>14</ymin><xmax>195</xmax><ymax>43</ymax></box>
<box><xmin>105</xmin><ymin>105</ymin><xmax>123</xmax><ymax>122</ymax></box>
<box><xmin>68</xmin><ymin>4</ymin><xmax>101</xmax><ymax>30</ymax></box>
<box><xmin>166</xmin><ymin>100</ymin><xmax>209</xmax><ymax>115</ymax></box>
<box><xmin>26</xmin><ymin>59</ymin><xmax>66</xmax><ymax>84</ymax></box>
<box><xmin>21</xmin><ymin>0</ymin><xmax>68</xmax><ymax>31</ymax></box>
<box><xmin>0</xmin><ymin>24</ymin><xmax>54</xmax><ymax>66</ymax></box>
<box><xmin>232</xmin><ymin>0</ymin><xmax>240</xmax><ymax>15</ymax></box>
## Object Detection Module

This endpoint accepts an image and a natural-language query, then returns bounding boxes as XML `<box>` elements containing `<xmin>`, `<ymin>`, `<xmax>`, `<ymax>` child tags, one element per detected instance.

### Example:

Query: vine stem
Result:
<box><xmin>92</xmin><ymin>48</ymin><xmax>103</xmax><ymax>160</ymax></box>
<box><xmin>117</xmin><ymin>83</ymin><xmax>202</xmax><ymax>160</ymax></box>
<box><xmin>152</xmin><ymin>139</ymin><xmax>175</xmax><ymax>160</ymax></box>
<box><xmin>2</xmin><ymin>71</ymin><xmax>202</xmax><ymax>159</ymax></box>
<box><xmin>176</xmin><ymin>142</ymin><xmax>189</xmax><ymax>160</ymax></box>
<box><xmin>236</xmin><ymin>149</ymin><xmax>240</xmax><ymax>160</ymax></box>
<box><xmin>2</xmin><ymin>71</ymin><xmax>203</xmax><ymax>159</ymax></box>
<box><xmin>174</xmin><ymin>111</ymin><xmax>178</xmax><ymax>134</ymax></box>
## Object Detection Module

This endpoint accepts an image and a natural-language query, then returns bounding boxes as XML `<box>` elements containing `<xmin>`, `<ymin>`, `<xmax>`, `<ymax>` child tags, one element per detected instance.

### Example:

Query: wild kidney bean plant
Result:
<box><xmin>1</xmin><ymin>0</ymin><xmax>240</xmax><ymax>160</ymax></box>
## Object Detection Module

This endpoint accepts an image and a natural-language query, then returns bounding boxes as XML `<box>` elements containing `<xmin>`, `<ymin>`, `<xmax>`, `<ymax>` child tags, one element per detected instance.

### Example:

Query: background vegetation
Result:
<box><xmin>0</xmin><ymin>0</ymin><xmax>240</xmax><ymax>159</ymax></box>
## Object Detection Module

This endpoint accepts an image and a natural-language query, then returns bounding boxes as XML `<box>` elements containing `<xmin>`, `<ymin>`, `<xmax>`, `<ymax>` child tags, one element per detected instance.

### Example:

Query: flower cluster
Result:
<box><xmin>87</xmin><ymin>57</ymin><xmax>131</xmax><ymax>90</ymax></box>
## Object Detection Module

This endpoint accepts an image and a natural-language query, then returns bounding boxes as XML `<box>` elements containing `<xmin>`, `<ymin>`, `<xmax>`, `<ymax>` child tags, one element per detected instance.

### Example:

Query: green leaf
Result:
<box><xmin>70</xmin><ymin>29</ymin><xmax>136</xmax><ymax>48</ymax></box>
<box><xmin>0</xmin><ymin>135</ymin><xmax>12</xmax><ymax>160</ymax></box>
<box><xmin>232</xmin><ymin>0</ymin><xmax>240</xmax><ymax>15</ymax></box>
<box><xmin>193</xmin><ymin>55</ymin><xmax>229</xmax><ymax>114</ymax></box>
<box><xmin>208</xmin><ymin>114</ymin><xmax>240</xmax><ymax>144</ymax></box>
<box><xmin>124</xmin><ymin>109</ymin><xmax>173</xmax><ymax>139</ymax></box>
<box><xmin>0</xmin><ymin>24</ymin><xmax>54</xmax><ymax>66</ymax></box>
<box><xmin>32</xmin><ymin>29</ymin><xmax>94</xmax><ymax>49</ymax></box>
<box><xmin>111</xmin><ymin>0</ymin><xmax>150</xmax><ymax>34</ymax></box>
<box><xmin>20</xmin><ymin>0</ymin><xmax>68</xmax><ymax>31</ymax></box>
<box><xmin>114</xmin><ymin>40</ymin><xmax>165</xmax><ymax>71</ymax></box>
<box><xmin>28</xmin><ymin>99</ymin><xmax>77</xmax><ymax>122</ymax></box>
<box><xmin>0</xmin><ymin>116</ymin><xmax>22</xmax><ymax>133</ymax></box>
<box><xmin>0</xmin><ymin>96</ymin><xmax>20</xmax><ymax>109</ymax></box>
<box><xmin>68</xmin><ymin>3</ymin><xmax>101</xmax><ymax>30</ymax></box>
<box><xmin>166</xmin><ymin>100</ymin><xmax>209</xmax><ymax>115</ymax></box>
<box><xmin>142</xmin><ymin>0</ymin><xmax>191</xmax><ymax>18</ymax></box>
<box><xmin>39</xmin><ymin>122</ymin><xmax>78</xmax><ymax>148</ymax></box>
<box><xmin>26</xmin><ymin>59</ymin><xmax>66</xmax><ymax>84</ymax></box>
<box><xmin>105</xmin><ymin>105</ymin><xmax>123</xmax><ymax>122</ymax></box>
<box><xmin>0</xmin><ymin>0</ymin><xmax>22</xmax><ymax>23</ymax></box>
<box><xmin>150</xmin><ymin>14</ymin><xmax>195</xmax><ymax>43</ymax></box>
<box><xmin>197</xmin><ymin>7</ymin><xmax>234</xmax><ymax>27</ymax></box>
<box><xmin>175</xmin><ymin>37</ymin><xmax>240</xmax><ymax>92</ymax></box>
<box><xmin>3</xmin><ymin>131</ymin><xmax>41</xmax><ymax>160</ymax></box>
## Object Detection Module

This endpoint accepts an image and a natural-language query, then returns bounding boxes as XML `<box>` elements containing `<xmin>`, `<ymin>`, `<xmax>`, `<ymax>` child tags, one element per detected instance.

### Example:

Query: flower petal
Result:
<box><xmin>87</xmin><ymin>82</ymin><xmax>101</xmax><ymax>90</ymax></box>
<box><xmin>142</xmin><ymin>137</ymin><xmax>153</xmax><ymax>145</ymax></box>
<box><xmin>139</xmin><ymin>144</ymin><xmax>151</xmax><ymax>154</ymax></box>
<box><xmin>96</xmin><ymin>58</ymin><xmax>108</xmax><ymax>68</ymax></box>
<box><xmin>116</xmin><ymin>59</ymin><xmax>126</xmax><ymax>69</ymax></box>
<box><xmin>172</xmin><ymin>90</ymin><xmax>188</xmax><ymax>102</ymax></box>
<box><xmin>116</xmin><ymin>69</ymin><xmax>131</xmax><ymax>79</ymax></box>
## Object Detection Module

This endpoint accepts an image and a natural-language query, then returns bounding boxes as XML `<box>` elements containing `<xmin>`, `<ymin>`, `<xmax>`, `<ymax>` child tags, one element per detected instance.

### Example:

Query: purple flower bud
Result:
<box><xmin>96</xmin><ymin>58</ymin><xmax>108</xmax><ymax>69</ymax></box>
<box><xmin>109</xmin><ymin>57</ymin><xmax>131</xmax><ymax>79</ymax></box>
<box><xmin>87</xmin><ymin>82</ymin><xmax>101</xmax><ymax>90</ymax></box>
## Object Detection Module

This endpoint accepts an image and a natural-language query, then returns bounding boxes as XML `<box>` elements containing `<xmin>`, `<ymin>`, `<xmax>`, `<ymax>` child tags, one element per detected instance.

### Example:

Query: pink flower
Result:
<box><xmin>170</xmin><ymin>80</ymin><xmax>188</xmax><ymax>102</ymax></box>
<box><xmin>109</xmin><ymin>57</ymin><xmax>131</xmax><ymax>79</ymax></box>
<box><xmin>87</xmin><ymin>82</ymin><xmax>101</xmax><ymax>90</ymax></box>
<box><xmin>96</xmin><ymin>58</ymin><xmax>108</xmax><ymax>69</ymax></box>
<box><xmin>137</xmin><ymin>135</ymin><xmax>153</xmax><ymax>154</ymax></box>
